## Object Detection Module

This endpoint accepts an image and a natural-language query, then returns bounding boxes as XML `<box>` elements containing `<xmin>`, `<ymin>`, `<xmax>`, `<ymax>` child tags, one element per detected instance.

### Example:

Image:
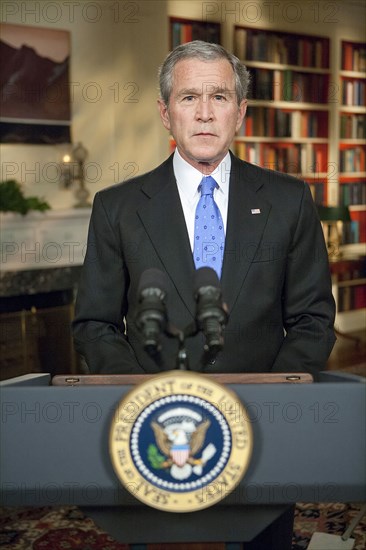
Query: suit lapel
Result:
<box><xmin>137</xmin><ymin>159</ymin><xmax>196</xmax><ymax>316</ymax></box>
<box><xmin>221</xmin><ymin>155</ymin><xmax>272</xmax><ymax>311</ymax></box>
<box><xmin>136</xmin><ymin>154</ymin><xmax>272</xmax><ymax>317</ymax></box>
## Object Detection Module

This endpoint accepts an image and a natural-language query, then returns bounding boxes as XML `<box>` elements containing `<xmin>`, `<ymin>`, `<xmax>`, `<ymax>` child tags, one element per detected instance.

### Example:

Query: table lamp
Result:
<box><xmin>317</xmin><ymin>205</ymin><xmax>351</xmax><ymax>258</ymax></box>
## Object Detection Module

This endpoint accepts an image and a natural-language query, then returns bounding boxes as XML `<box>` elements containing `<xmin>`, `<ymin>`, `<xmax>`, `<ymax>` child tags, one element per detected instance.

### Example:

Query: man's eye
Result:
<box><xmin>214</xmin><ymin>95</ymin><xmax>226</xmax><ymax>101</ymax></box>
<box><xmin>183</xmin><ymin>96</ymin><xmax>195</xmax><ymax>101</ymax></box>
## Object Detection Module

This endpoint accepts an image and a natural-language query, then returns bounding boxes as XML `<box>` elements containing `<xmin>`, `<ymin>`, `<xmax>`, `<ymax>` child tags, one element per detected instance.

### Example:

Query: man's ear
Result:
<box><xmin>236</xmin><ymin>99</ymin><xmax>247</xmax><ymax>132</ymax></box>
<box><xmin>157</xmin><ymin>99</ymin><xmax>171</xmax><ymax>131</ymax></box>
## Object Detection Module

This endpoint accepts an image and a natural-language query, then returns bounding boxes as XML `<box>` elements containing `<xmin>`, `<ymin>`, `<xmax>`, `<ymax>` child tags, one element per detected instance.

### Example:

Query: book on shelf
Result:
<box><xmin>250</xmin><ymin>68</ymin><xmax>329</xmax><ymax>103</ymax></box>
<box><xmin>339</xmin><ymin>146</ymin><xmax>366</xmax><ymax>173</ymax></box>
<box><xmin>340</xmin><ymin>113</ymin><xmax>366</xmax><ymax>140</ymax></box>
<box><xmin>354</xmin><ymin>285</ymin><xmax>366</xmax><ymax>309</ymax></box>
<box><xmin>238</xmin><ymin>107</ymin><xmax>327</xmax><ymax>138</ymax></box>
<box><xmin>337</xmin><ymin>265</ymin><xmax>363</xmax><ymax>283</ymax></box>
<box><xmin>340</xmin><ymin>181</ymin><xmax>366</xmax><ymax>205</ymax></box>
<box><xmin>234</xmin><ymin>141</ymin><xmax>327</xmax><ymax>175</ymax></box>
<box><xmin>341</xmin><ymin>79</ymin><xmax>366</xmax><ymax>107</ymax></box>
<box><xmin>171</xmin><ymin>22</ymin><xmax>192</xmax><ymax>45</ymax></box>
<box><xmin>338</xmin><ymin>285</ymin><xmax>353</xmax><ymax>312</ymax></box>
<box><xmin>336</xmin><ymin>258</ymin><xmax>366</xmax><ymax>311</ymax></box>
<box><xmin>338</xmin><ymin>284</ymin><xmax>366</xmax><ymax>312</ymax></box>
<box><xmin>342</xmin><ymin>220</ymin><xmax>360</xmax><ymax>244</ymax></box>
<box><xmin>234</xmin><ymin>142</ymin><xmax>260</xmax><ymax>165</ymax></box>
<box><xmin>234</xmin><ymin>28</ymin><xmax>329</xmax><ymax>69</ymax></box>
<box><xmin>349</xmin><ymin>206</ymin><xmax>366</xmax><ymax>243</ymax></box>
<box><xmin>336</xmin><ymin>250</ymin><xmax>366</xmax><ymax>310</ymax></box>
<box><xmin>342</xmin><ymin>42</ymin><xmax>366</xmax><ymax>72</ymax></box>
<box><xmin>170</xmin><ymin>19</ymin><xmax>220</xmax><ymax>48</ymax></box>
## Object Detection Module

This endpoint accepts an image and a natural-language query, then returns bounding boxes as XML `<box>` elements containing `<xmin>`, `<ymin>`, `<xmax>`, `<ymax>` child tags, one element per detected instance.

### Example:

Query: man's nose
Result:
<box><xmin>195</xmin><ymin>97</ymin><xmax>214</xmax><ymax>121</ymax></box>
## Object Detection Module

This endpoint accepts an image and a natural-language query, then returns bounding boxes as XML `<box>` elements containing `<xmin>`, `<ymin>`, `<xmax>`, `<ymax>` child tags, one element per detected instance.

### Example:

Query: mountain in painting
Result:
<box><xmin>0</xmin><ymin>40</ymin><xmax>71</xmax><ymax>121</ymax></box>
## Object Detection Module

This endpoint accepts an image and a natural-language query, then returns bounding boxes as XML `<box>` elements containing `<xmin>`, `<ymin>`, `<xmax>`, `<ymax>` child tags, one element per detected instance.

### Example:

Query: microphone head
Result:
<box><xmin>136</xmin><ymin>269</ymin><xmax>169</xmax><ymax>355</ymax></box>
<box><xmin>193</xmin><ymin>268</ymin><xmax>227</xmax><ymax>357</ymax></box>
<box><xmin>194</xmin><ymin>267</ymin><xmax>220</xmax><ymax>295</ymax></box>
<box><xmin>138</xmin><ymin>268</ymin><xmax>169</xmax><ymax>296</ymax></box>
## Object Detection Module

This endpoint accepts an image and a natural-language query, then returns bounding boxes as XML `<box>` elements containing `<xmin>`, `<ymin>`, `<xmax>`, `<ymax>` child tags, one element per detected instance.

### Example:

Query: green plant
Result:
<box><xmin>0</xmin><ymin>180</ymin><xmax>50</xmax><ymax>215</ymax></box>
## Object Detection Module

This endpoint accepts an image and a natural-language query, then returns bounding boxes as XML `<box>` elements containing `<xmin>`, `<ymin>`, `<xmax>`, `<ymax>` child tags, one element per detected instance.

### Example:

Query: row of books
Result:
<box><xmin>341</xmin><ymin>79</ymin><xmax>366</xmax><ymax>107</ymax></box>
<box><xmin>171</xmin><ymin>21</ymin><xmax>220</xmax><ymax>49</ymax></box>
<box><xmin>250</xmin><ymin>68</ymin><xmax>329</xmax><ymax>103</ymax></box>
<box><xmin>340</xmin><ymin>114</ymin><xmax>366</xmax><ymax>140</ymax></box>
<box><xmin>234</xmin><ymin>28</ymin><xmax>329</xmax><ymax>68</ymax></box>
<box><xmin>342</xmin><ymin>220</ymin><xmax>362</xmax><ymax>244</ymax></box>
<box><xmin>339</xmin><ymin>146</ymin><xmax>366</xmax><ymax>173</ymax></box>
<box><xmin>337</xmin><ymin>284</ymin><xmax>366</xmax><ymax>311</ymax></box>
<box><xmin>348</xmin><ymin>207</ymin><xmax>366</xmax><ymax>243</ymax></box>
<box><xmin>342</xmin><ymin>42</ymin><xmax>366</xmax><ymax>73</ymax></box>
<box><xmin>237</xmin><ymin>107</ymin><xmax>327</xmax><ymax>138</ymax></box>
<box><xmin>340</xmin><ymin>182</ymin><xmax>366</xmax><ymax>205</ymax></box>
<box><xmin>336</xmin><ymin>262</ymin><xmax>366</xmax><ymax>282</ymax></box>
<box><xmin>234</xmin><ymin>142</ymin><xmax>327</xmax><ymax>174</ymax></box>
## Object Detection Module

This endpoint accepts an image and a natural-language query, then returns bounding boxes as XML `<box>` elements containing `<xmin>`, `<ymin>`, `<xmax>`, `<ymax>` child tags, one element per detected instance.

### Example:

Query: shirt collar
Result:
<box><xmin>173</xmin><ymin>149</ymin><xmax>231</xmax><ymax>201</ymax></box>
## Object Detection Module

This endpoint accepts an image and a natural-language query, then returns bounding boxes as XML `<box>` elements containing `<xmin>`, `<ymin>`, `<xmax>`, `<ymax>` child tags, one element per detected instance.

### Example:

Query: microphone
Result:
<box><xmin>194</xmin><ymin>267</ymin><xmax>228</xmax><ymax>357</ymax></box>
<box><xmin>135</xmin><ymin>268</ymin><xmax>169</xmax><ymax>355</ymax></box>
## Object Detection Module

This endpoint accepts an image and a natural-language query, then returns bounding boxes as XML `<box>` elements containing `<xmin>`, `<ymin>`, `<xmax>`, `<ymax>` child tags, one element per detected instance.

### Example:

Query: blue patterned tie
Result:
<box><xmin>193</xmin><ymin>176</ymin><xmax>225</xmax><ymax>279</ymax></box>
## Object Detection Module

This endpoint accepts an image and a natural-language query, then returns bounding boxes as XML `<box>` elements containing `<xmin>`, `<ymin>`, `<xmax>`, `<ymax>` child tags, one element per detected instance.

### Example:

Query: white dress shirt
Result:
<box><xmin>173</xmin><ymin>149</ymin><xmax>231</xmax><ymax>251</ymax></box>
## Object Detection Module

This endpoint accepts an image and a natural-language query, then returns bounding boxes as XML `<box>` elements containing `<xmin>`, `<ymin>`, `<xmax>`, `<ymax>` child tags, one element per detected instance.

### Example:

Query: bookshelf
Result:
<box><xmin>231</xmin><ymin>26</ymin><xmax>365</xmax><ymax>332</ymax></box>
<box><xmin>338</xmin><ymin>40</ymin><xmax>366</xmax><ymax>246</ymax></box>
<box><xmin>337</xmin><ymin>277</ymin><xmax>366</xmax><ymax>314</ymax></box>
<box><xmin>233</xmin><ymin>26</ymin><xmax>331</xmax><ymax>205</ymax></box>
<box><xmin>165</xmin><ymin>12</ymin><xmax>365</xmax><ymax>332</ymax></box>
<box><xmin>330</xmin><ymin>256</ymin><xmax>366</xmax><ymax>333</ymax></box>
<box><xmin>335</xmin><ymin>40</ymin><xmax>366</xmax><ymax>333</ymax></box>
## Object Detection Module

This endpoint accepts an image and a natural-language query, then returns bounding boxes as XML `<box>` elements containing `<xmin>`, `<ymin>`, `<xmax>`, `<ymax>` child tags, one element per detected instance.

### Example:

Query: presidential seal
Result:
<box><xmin>109</xmin><ymin>371</ymin><xmax>253</xmax><ymax>512</ymax></box>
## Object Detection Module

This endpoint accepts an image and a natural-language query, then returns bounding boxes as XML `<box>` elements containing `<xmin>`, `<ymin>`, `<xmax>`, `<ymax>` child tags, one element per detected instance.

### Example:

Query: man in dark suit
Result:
<box><xmin>72</xmin><ymin>41</ymin><xmax>335</xmax><ymax>549</ymax></box>
<box><xmin>73</xmin><ymin>41</ymin><xmax>335</xmax><ymax>378</ymax></box>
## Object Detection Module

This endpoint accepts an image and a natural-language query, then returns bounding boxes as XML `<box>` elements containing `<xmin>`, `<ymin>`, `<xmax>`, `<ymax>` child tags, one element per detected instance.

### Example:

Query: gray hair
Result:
<box><xmin>158</xmin><ymin>40</ymin><xmax>250</xmax><ymax>105</ymax></box>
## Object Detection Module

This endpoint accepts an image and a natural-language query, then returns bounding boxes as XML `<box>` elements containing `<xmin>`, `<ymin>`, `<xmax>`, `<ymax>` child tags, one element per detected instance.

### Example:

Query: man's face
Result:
<box><xmin>158</xmin><ymin>58</ymin><xmax>247</xmax><ymax>173</ymax></box>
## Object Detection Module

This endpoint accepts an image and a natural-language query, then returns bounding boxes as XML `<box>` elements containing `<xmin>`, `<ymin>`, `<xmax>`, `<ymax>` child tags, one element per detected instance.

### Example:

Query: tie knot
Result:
<box><xmin>200</xmin><ymin>176</ymin><xmax>217</xmax><ymax>197</ymax></box>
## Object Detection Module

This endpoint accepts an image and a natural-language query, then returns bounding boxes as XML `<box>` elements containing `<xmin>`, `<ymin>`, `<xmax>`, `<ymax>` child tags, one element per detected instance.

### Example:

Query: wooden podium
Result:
<box><xmin>1</xmin><ymin>371</ymin><xmax>365</xmax><ymax>544</ymax></box>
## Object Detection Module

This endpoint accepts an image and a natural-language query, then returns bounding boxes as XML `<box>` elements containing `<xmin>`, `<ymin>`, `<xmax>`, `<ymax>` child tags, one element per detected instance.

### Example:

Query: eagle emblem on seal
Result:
<box><xmin>148</xmin><ymin>416</ymin><xmax>217</xmax><ymax>480</ymax></box>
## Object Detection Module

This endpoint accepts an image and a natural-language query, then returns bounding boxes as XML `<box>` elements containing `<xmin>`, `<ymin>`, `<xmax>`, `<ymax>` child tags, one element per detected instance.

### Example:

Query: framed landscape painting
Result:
<box><xmin>0</xmin><ymin>23</ymin><xmax>71</xmax><ymax>144</ymax></box>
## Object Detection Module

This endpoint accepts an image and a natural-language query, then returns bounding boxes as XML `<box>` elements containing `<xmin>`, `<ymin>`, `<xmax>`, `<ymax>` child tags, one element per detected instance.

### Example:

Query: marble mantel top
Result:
<box><xmin>1</xmin><ymin>208</ymin><xmax>91</xmax><ymax>273</ymax></box>
<box><xmin>0</xmin><ymin>266</ymin><xmax>83</xmax><ymax>298</ymax></box>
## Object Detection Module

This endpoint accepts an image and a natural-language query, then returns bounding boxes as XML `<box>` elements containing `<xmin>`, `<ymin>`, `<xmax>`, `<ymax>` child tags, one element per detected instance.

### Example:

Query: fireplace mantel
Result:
<box><xmin>1</xmin><ymin>209</ymin><xmax>91</xmax><ymax>273</ymax></box>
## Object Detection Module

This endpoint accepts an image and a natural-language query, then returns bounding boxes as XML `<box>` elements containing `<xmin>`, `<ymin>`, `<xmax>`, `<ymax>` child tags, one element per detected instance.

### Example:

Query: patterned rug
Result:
<box><xmin>0</xmin><ymin>503</ymin><xmax>365</xmax><ymax>549</ymax></box>
<box><xmin>293</xmin><ymin>503</ymin><xmax>365</xmax><ymax>549</ymax></box>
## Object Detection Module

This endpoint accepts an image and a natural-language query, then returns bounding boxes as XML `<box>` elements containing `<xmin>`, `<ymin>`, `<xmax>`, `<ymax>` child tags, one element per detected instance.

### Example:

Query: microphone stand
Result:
<box><xmin>144</xmin><ymin>315</ymin><xmax>224</xmax><ymax>372</ymax></box>
<box><xmin>165</xmin><ymin>322</ymin><xmax>200</xmax><ymax>371</ymax></box>
<box><xmin>176</xmin><ymin>331</ymin><xmax>190</xmax><ymax>371</ymax></box>
<box><xmin>165</xmin><ymin>323</ymin><xmax>194</xmax><ymax>371</ymax></box>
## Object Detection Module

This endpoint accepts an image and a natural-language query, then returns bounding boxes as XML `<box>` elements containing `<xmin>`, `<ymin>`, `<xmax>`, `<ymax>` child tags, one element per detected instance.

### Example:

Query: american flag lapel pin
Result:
<box><xmin>251</xmin><ymin>208</ymin><xmax>261</xmax><ymax>214</ymax></box>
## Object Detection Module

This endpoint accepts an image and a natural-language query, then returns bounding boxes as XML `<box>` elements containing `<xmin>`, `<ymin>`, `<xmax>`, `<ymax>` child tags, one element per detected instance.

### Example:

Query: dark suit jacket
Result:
<box><xmin>72</xmin><ymin>153</ymin><xmax>336</xmax><ymax>376</ymax></box>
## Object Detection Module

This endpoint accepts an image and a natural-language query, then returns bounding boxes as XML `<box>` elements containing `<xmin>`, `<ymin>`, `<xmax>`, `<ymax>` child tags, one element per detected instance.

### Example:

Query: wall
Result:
<box><xmin>1</xmin><ymin>0</ymin><xmax>365</xmax><ymax>210</ymax></box>
<box><xmin>0</xmin><ymin>0</ymin><xmax>169</xmax><ymax>209</ymax></box>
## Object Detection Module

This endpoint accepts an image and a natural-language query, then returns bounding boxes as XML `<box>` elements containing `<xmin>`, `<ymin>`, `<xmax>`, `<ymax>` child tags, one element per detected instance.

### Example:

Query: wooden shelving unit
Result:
<box><xmin>335</xmin><ymin>40</ymin><xmax>366</xmax><ymax>332</ymax></box>
<box><xmin>165</xmin><ymin>14</ymin><xmax>366</xmax><ymax>332</ymax></box>
<box><xmin>338</xmin><ymin>40</ymin><xmax>366</xmax><ymax>244</ymax></box>
<box><xmin>233</xmin><ymin>26</ymin><xmax>331</xmax><ymax>205</ymax></box>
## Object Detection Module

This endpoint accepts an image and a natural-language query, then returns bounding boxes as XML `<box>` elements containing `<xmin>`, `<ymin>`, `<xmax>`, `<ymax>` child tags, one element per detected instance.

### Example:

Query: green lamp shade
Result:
<box><xmin>317</xmin><ymin>205</ymin><xmax>351</xmax><ymax>222</ymax></box>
